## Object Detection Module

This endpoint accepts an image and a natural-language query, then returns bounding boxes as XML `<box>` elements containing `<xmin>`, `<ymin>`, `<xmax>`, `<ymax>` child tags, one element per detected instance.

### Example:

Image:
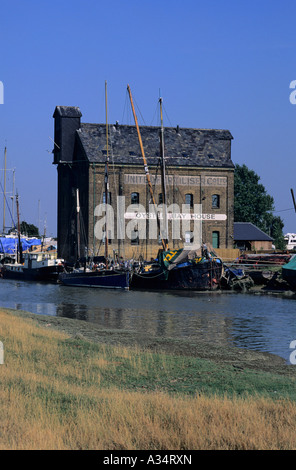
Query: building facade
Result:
<box><xmin>53</xmin><ymin>106</ymin><xmax>235</xmax><ymax>261</ymax></box>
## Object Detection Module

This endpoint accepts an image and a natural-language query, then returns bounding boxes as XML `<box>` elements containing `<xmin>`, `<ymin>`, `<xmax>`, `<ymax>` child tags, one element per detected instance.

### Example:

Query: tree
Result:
<box><xmin>20</xmin><ymin>221</ymin><xmax>40</xmax><ymax>238</ymax></box>
<box><xmin>234</xmin><ymin>164</ymin><xmax>286</xmax><ymax>249</ymax></box>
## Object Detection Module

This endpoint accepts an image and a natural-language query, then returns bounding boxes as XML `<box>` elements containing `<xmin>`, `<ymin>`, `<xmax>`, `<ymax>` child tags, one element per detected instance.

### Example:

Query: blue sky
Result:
<box><xmin>0</xmin><ymin>0</ymin><xmax>296</xmax><ymax>237</ymax></box>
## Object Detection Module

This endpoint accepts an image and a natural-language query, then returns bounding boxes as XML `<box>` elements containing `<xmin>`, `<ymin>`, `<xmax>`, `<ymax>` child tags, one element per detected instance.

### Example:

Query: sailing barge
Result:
<box><xmin>58</xmin><ymin>82</ymin><xmax>129</xmax><ymax>290</ymax></box>
<box><xmin>130</xmin><ymin>248</ymin><xmax>223</xmax><ymax>291</ymax></box>
<box><xmin>127</xmin><ymin>85</ymin><xmax>224</xmax><ymax>291</ymax></box>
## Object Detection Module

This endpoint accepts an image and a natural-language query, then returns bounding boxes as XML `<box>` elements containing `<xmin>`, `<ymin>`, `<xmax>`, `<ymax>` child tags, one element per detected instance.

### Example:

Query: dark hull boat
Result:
<box><xmin>1</xmin><ymin>252</ymin><xmax>65</xmax><ymax>283</ymax></box>
<box><xmin>59</xmin><ymin>269</ymin><xmax>129</xmax><ymax>289</ymax></box>
<box><xmin>130</xmin><ymin>249</ymin><xmax>223</xmax><ymax>291</ymax></box>
<box><xmin>2</xmin><ymin>264</ymin><xmax>64</xmax><ymax>282</ymax></box>
<box><xmin>282</xmin><ymin>256</ymin><xmax>296</xmax><ymax>290</ymax></box>
<box><xmin>58</xmin><ymin>82</ymin><xmax>129</xmax><ymax>291</ymax></box>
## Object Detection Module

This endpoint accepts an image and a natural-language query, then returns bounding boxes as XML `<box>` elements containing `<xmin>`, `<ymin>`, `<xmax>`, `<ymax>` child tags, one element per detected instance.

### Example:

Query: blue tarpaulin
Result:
<box><xmin>0</xmin><ymin>237</ymin><xmax>41</xmax><ymax>254</ymax></box>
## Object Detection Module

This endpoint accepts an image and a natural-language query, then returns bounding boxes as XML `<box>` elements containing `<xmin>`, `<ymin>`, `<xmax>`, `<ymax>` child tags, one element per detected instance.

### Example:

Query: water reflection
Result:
<box><xmin>0</xmin><ymin>279</ymin><xmax>296</xmax><ymax>361</ymax></box>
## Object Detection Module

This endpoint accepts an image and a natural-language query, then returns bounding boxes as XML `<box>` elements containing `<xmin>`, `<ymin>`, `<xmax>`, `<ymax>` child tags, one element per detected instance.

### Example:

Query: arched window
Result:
<box><xmin>212</xmin><ymin>194</ymin><xmax>220</xmax><ymax>208</ymax></box>
<box><xmin>131</xmin><ymin>192</ymin><xmax>139</xmax><ymax>205</ymax></box>
<box><xmin>185</xmin><ymin>193</ymin><xmax>193</xmax><ymax>208</ymax></box>
<box><xmin>103</xmin><ymin>191</ymin><xmax>112</xmax><ymax>205</ymax></box>
<box><xmin>131</xmin><ymin>229</ymin><xmax>139</xmax><ymax>245</ymax></box>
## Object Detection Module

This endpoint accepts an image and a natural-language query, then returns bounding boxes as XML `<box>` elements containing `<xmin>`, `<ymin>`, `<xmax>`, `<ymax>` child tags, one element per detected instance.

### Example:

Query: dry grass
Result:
<box><xmin>1</xmin><ymin>309</ymin><xmax>296</xmax><ymax>450</ymax></box>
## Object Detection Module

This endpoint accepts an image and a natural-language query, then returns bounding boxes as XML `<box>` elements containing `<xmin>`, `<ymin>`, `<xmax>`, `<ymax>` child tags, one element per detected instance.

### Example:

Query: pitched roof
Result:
<box><xmin>234</xmin><ymin>222</ymin><xmax>273</xmax><ymax>241</ymax></box>
<box><xmin>76</xmin><ymin>123</ymin><xmax>234</xmax><ymax>168</ymax></box>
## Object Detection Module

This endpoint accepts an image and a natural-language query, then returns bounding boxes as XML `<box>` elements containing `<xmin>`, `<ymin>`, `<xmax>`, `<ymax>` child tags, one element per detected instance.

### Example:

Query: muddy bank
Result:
<box><xmin>3</xmin><ymin>307</ymin><xmax>296</xmax><ymax>379</ymax></box>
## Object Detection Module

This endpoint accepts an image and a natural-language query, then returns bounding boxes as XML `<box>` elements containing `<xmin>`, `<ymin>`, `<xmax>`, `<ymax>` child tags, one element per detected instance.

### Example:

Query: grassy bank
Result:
<box><xmin>1</xmin><ymin>308</ymin><xmax>296</xmax><ymax>450</ymax></box>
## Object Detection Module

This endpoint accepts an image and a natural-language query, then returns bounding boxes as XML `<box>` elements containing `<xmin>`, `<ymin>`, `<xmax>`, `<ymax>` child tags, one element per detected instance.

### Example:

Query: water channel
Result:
<box><xmin>0</xmin><ymin>278</ymin><xmax>296</xmax><ymax>362</ymax></box>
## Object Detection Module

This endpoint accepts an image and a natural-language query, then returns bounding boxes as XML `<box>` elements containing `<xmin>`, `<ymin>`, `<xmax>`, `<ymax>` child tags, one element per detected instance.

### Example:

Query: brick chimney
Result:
<box><xmin>52</xmin><ymin>106</ymin><xmax>82</xmax><ymax>164</ymax></box>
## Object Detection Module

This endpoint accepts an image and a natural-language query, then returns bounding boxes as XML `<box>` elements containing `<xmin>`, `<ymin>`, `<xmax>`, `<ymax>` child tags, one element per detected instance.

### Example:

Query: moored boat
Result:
<box><xmin>127</xmin><ymin>85</ymin><xmax>224</xmax><ymax>291</ymax></box>
<box><xmin>1</xmin><ymin>251</ymin><xmax>65</xmax><ymax>282</ymax></box>
<box><xmin>58</xmin><ymin>82</ymin><xmax>130</xmax><ymax>291</ymax></box>
<box><xmin>58</xmin><ymin>268</ymin><xmax>129</xmax><ymax>289</ymax></box>
<box><xmin>282</xmin><ymin>256</ymin><xmax>296</xmax><ymax>290</ymax></box>
<box><xmin>130</xmin><ymin>248</ymin><xmax>223</xmax><ymax>291</ymax></box>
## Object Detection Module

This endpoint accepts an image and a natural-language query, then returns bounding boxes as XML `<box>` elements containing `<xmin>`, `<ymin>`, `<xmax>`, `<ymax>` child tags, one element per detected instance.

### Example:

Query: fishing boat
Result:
<box><xmin>130</xmin><ymin>247</ymin><xmax>223</xmax><ymax>291</ymax></box>
<box><xmin>282</xmin><ymin>256</ymin><xmax>296</xmax><ymax>290</ymax></box>
<box><xmin>0</xmin><ymin>194</ymin><xmax>65</xmax><ymax>282</ymax></box>
<box><xmin>58</xmin><ymin>82</ymin><xmax>129</xmax><ymax>290</ymax></box>
<box><xmin>58</xmin><ymin>268</ymin><xmax>129</xmax><ymax>289</ymax></box>
<box><xmin>127</xmin><ymin>85</ymin><xmax>224</xmax><ymax>291</ymax></box>
<box><xmin>1</xmin><ymin>251</ymin><xmax>65</xmax><ymax>282</ymax></box>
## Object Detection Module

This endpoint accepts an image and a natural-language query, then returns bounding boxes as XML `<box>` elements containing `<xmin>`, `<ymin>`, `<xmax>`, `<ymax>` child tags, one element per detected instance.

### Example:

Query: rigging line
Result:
<box><xmin>149</xmin><ymin>101</ymin><xmax>159</xmax><ymax>126</ymax></box>
<box><xmin>121</xmin><ymin>90</ymin><xmax>131</xmax><ymax>125</ymax></box>
<box><xmin>272</xmin><ymin>207</ymin><xmax>294</xmax><ymax>213</ymax></box>
<box><xmin>162</xmin><ymin>102</ymin><xmax>174</xmax><ymax>128</ymax></box>
<box><xmin>108</xmin><ymin>127</ymin><xmax>119</xmax><ymax>201</ymax></box>
<box><xmin>0</xmin><ymin>176</ymin><xmax>16</xmax><ymax>229</ymax></box>
<box><xmin>130</xmin><ymin>91</ymin><xmax>147</xmax><ymax>126</ymax></box>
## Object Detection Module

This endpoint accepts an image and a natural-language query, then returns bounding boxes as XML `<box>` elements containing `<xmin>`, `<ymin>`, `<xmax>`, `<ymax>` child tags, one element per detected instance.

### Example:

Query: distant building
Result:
<box><xmin>284</xmin><ymin>233</ymin><xmax>296</xmax><ymax>250</ymax></box>
<box><xmin>52</xmin><ymin>105</ymin><xmax>235</xmax><ymax>261</ymax></box>
<box><xmin>234</xmin><ymin>222</ymin><xmax>273</xmax><ymax>251</ymax></box>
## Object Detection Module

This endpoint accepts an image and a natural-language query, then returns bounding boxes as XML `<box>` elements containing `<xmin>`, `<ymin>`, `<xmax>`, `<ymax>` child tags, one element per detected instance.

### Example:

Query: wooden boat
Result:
<box><xmin>127</xmin><ymin>85</ymin><xmax>224</xmax><ymax>291</ymax></box>
<box><xmin>58</xmin><ymin>82</ymin><xmax>129</xmax><ymax>290</ymax></box>
<box><xmin>1</xmin><ymin>194</ymin><xmax>64</xmax><ymax>282</ymax></box>
<box><xmin>1</xmin><ymin>251</ymin><xmax>65</xmax><ymax>282</ymax></box>
<box><xmin>282</xmin><ymin>256</ymin><xmax>296</xmax><ymax>290</ymax></box>
<box><xmin>130</xmin><ymin>248</ymin><xmax>223</xmax><ymax>290</ymax></box>
<box><xmin>59</xmin><ymin>268</ymin><xmax>129</xmax><ymax>289</ymax></box>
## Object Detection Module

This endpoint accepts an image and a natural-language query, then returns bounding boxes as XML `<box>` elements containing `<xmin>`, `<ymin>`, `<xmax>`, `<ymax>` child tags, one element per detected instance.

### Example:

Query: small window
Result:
<box><xmin>131</xmin><ymin>229</ymin><xmax>139</xmax><ymax>245</ymax></box>
<box><xmin>212</xmin><ymin>194</ymin><xmax>220</xmax><ymax>208</ymax></box>
<box><xmin>102</xmin><ymin>230</ymin><xmax>112</xmax><ymax>244</ymax></box>
<box><xmin>131</xmin><ymin>192</ymin><xmax>139</xmax><ymax>205</ymax></box>
<box><xmin>185</xmin><ymin>193</ymin><xmax>193</xmax><ymax>208</ymax></box>
<box><xmin>103</xmin><ymin>191</ymin><xmax>112</xmax><ymax>205</ymax></box>
<box><xmin>185</xmin><ymin>231</ymin><xmax>194</xmax><ymax>244</ymax></box>
<box><xmin>212</xmin><ymin>231</ymin><xmax>220</xmax><ymax>249</ymax></box>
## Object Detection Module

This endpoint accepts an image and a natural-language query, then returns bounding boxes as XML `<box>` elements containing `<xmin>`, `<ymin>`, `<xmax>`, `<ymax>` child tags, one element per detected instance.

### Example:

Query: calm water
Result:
<box><xmin>0</xmin><ymin>278</ymin><xmax>296</xmax><ymax>362</ymax></box>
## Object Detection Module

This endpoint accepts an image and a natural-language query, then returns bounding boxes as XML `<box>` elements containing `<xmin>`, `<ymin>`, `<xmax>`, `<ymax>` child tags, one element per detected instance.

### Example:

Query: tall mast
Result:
<box><xmin>159</xmin><ymin>97</ymin><xmax>168</xmax><ymax>250</ymax></box>
<box><xmin>16</xmin><ymin>193</ymin><xmax>23</xmax><ymax>264</ymax></box>
<box><xmin>127</xmin><ymin>84</ymin><xmax>167</xmax><ymax>251</ymax></box>
<box><xmin>104</xmin><ymin>80</ymin><xmax>109</xmax><ymax>266</ymax></box>
<box><xmin>76</xmin><ymin>188</ymin><xmax>81</xmax><ymax>260</ymax></box>
<box><xmin>3</xmin><ymin>146</ymin><xmax>6</xmax><ymax>233</ymax></box>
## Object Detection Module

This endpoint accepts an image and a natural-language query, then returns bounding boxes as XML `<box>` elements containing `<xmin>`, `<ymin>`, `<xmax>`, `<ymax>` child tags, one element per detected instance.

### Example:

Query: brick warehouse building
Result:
<box><xmin>52</xmin><ymin>105</ymin><xmax>235</xmax><ymax>262</ymax></box>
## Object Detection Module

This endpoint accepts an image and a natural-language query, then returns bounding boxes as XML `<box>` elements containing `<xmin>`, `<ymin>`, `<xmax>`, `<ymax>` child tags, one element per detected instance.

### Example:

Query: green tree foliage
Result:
<box><xmin>234</xmin><ymin>164</ymin><xmax>286</xmax><ymax>249</ymax></box>
<box><xmin>20</xmin><ymin>221</ymin><xmax>39</xmax><ymax>238</ymax></box>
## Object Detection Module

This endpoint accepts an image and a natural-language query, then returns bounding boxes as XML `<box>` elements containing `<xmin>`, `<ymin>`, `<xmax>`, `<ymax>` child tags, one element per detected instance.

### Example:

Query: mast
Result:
<box><xmin>3</xmin><ymin>146</ymin><xmax>6</xmax><ymax>233</ymax></box>
<box><xmin>291</xmin><ymin>188</ymin><xmax>296</xmax><ymax>213</ymax></box>
<box><xmin>16</xmin><ymin>194</ymin><xmax>23</xmax><ymax>264</ymax></box>
<box><xmin>159</xmin><ymin>97</ymin><xmax>168</xmax><ymax>250</ymax></box>
<box><xmin>127</xmin><ymin>84</ymin><xmax>167</xmax><ymax>251</ymax></box>
<box><xmin>104</xmin><ymin>80</ymin><xmax>109</xmax><ymax>267</ymax></box>
<box><xmin>76</xmin><ymin>188</ymin><xmax>81</xmax><ymax>260</ymax></box>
